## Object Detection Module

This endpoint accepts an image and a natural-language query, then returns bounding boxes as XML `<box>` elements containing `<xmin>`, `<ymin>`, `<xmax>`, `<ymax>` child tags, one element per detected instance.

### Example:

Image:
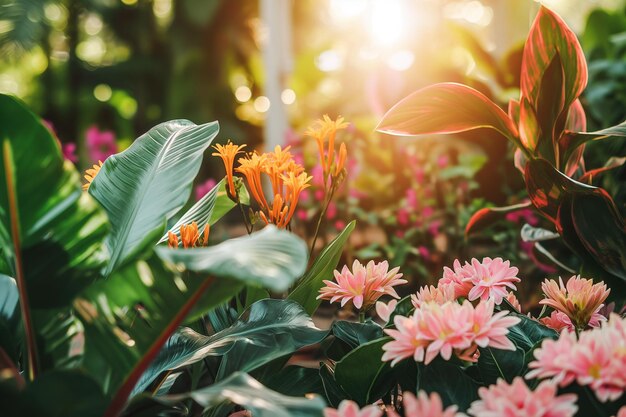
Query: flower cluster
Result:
<box><xmin>317</xmin><ymin>260</ymin><xmax>406</xmax><ymax>310</ymax></box>
<box><xmin>527</xmin><ymin>313</ymin><xmax>626</xmax><ymax>402</ymax></box>
<box><xmin>324</xmin><ymin>391</ymin><xmax>460</xmax><ymax>417</ymax></box>
<box><xmin>439</xmin><ymin>258</ymin><xmax>520</xmax><ymax>305</ymax></box>
<box><xmin>382</xmin><ymin>299</ymin><xmax>520</xmax><ymax>366</ymax></box>
<box><xmin>539</xmin><ymin>275</ymin><xmax>609</xmax><ymax>330</ymax></box>
<box><xmin>82</xmin><ymin>160</ymin><xmax>104</xmax><ymax>191</ymax></box>
<box><xmin>467</xmin><ymin>377</ymin><xmax>578</xmax><ymax>417</ymax></box>
<box><xmin>167</xmin><ymin>222</ymin><xmax>210</xmax><ymax>249</ymax></box>
<box><xmin>305</xmin><ymin>115</ymin><xmax>349</xmax><ymax>187</ymax></box>
<box><xmin>212</xmin><ymin>140</ymin><xmax>246</xmax><ymax>198</ymax></box>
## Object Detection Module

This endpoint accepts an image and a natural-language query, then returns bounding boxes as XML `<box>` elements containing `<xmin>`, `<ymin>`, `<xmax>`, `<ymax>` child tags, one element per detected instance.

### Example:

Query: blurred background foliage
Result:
<box><xmin>1</xmin><ymin>0</ymin><xmax>624</xmax><ymax>305</ymax></box>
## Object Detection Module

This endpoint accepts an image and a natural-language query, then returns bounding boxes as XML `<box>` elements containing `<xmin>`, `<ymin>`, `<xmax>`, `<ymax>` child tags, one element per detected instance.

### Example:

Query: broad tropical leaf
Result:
<box><xmin>521</xmin><ymin>6</ymin><xmax>587</xmax><ymax>112</ymax></box>
<box><xmin>133</xmin><ymin>299</ymin><xmax>326</xmax><ymax>395</ymax></box>
<box><xmin>0</xmin><ymin>274</ymin><xmax>19</xmax><ymax>363</ymax></box>
<box><xmin>156</xmin><ymin>226</ymin><xmax>308</xmax><ymax>293</ymax></box>
<box><xmin>288</xmin><ymin>221</ymin><xmax>355</xmax><ymax>315</ymax></box>
<box><xmin>89</xmin><ymin>119</ymin><xmax>219</xmax><ymax>275</ymax></box>
<box><xmin>376</xmin><ymin>83</ymin><xmax>520</xmax><ymax>148</ymax></box>
<box><xmin>164</xmin><ymin>372</ymin><xmax>326</xmax><ymax>417</ymax></box>
<box><xmin>559</xmin><ymin>120</ymin><xmax>626</xmax><ymax>165</ymax></box>
<box><xmin>418</xmin><ymin>359</ymin><xmax>480</xmax><ymax>411</ymax></box>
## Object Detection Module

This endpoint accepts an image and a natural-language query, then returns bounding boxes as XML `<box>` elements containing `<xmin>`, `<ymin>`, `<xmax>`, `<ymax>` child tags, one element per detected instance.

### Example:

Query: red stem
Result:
<box><xmin>102</xmin><ymin>276</ymin><xmax>215</xmax><ymax>417</ymax></box>
<box><xmin>3</xmin><ymin>139</ymin><xmax>39</xmax><ymax>380</ymax></box>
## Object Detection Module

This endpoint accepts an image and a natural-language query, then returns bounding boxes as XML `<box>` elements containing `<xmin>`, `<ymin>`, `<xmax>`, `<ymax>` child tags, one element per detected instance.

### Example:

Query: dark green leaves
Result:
<box><xmin>89</xmin><ymin>119</ymin><xmax>219</xmax><ymax>275</ymax></box>
<box><xmin>164</xmin><ymin>372</ymin><xmax>326</xmax><ymax>417</ymax></box>
<box><xmin>288</xmin><ymin>220</ymin><xmax>355</xmax><ymax>315</ymax></box>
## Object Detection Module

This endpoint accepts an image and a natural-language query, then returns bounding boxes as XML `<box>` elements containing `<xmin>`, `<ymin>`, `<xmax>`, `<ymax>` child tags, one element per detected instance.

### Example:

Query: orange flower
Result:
<box><xmin>335</xmin><ymin>142</ymin><xmax>347</xmax><ymax>177</ymax></box>
<box><xmin>212</xmin><ymin>141</ymin><xmax>246</xmax><ymax>198</ymax></box>
<box><xmin>236</xmin><ymin>152</ymin><xmax>269</xmax><ymax>212</ymax></box>
<box><xmin>82</xmin><ymin>160</ymin><xmax>104</xmax><ymax>191</ymax></box>
<box><xmin>167</xmin><ymin>232</ymin><xmax>179</xmax><ymax>249</ymax></box>
<box><xmin>168</xmin><ymin>223</ymin><xmax>210</xmax><ymax>249</ymax></box>
<box><xmin>540</xmin><ymin>275</ymin><xmax>610</xmax><ymax>329</ymax></box>
<box><xmin>305</xmin><ymin>115</ymin><xmax>349</xmax><ymax>185</ymax></box>
<box><xmin>282</xmin><ymin>171</ymin><xmax>312</xmax><ymax>226</ymax></box>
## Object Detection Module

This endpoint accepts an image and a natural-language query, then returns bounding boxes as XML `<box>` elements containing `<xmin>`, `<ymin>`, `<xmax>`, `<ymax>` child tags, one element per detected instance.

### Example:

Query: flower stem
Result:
<box><xmin>358</xmin><ymin>311</ymin><xmax>365</xmax><ymax>323</ymax></box>
<box><xmin>309</xmin><ymin>181</ymin><xmax>337</xmax><ymax>261</ymax></box>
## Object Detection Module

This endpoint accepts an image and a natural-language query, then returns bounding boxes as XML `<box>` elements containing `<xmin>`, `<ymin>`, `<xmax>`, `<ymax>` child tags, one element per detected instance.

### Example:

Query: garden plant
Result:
<box><xmin>0</xmin><ymin>4</ymin><xmax>625</xmax><ymax>417</ymax></box>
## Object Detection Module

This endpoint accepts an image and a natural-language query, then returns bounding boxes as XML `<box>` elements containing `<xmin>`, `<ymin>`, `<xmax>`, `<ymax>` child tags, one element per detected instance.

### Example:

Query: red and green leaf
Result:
<box><xmin>465</xmin><ymin>202</ymin><xmax>532</xmax><ymax>237</ymax></box>
<box><xmin>376</xmin><ymin>83</ymin><xmax>520</xmax><ymax>148</ymax></box>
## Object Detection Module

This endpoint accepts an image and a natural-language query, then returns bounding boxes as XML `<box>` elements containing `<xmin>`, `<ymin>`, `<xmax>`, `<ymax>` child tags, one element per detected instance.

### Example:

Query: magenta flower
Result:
<box><xmin>417</xmin><ymin>246</ymin><xmax>431</xmax><ymax>260</ymax></box>
<box><xmin>396</xmin><ymin>208</ymin><xmax>410</xmax><ymax>226</ymax></box>
<box><xmin>335</xmin><ymin>220</ymin><xmax>346</xmax><ymax>230</ymax></box>
<box><xmin>194</xmin><ymin>178</ymin><xmax>217</xmax><ymax>201</ymax></box>
<box><xmin>62</xmin><ymin>143</ymin><xmax>78</xmax><ymax>163</ymax></box>
<box><xmin>387</xmin><ymin>391</ymin><xmax>462</xmax><ymax>417</ymax></box>
<box><xmin>437</xmin><ymin>154</ymin><xmax>449</xmax><ymax>169</ymax></box>
<box><xmin>85</xmin><ymin>125</ymin><xmax>118</xmax><ymax>162</ymax></box>
<box><xmin>326</xmin><ymin>201</ymin><xmax>337</xmax><ymax>219</ymax></box>
<box><xmin>406</xmin><ymin>189</ymin><xmax>418</xmax><ymax>210</ymax></box>
<box><xmin>317</xmin><ymin>260</ymin><xmax>406</xmax><ymax>310</ymax></box>
<box><xmin>467</xmin><ymin>378</ymin><xmax>578</xmax><ymax>417</ymax></box>
<box><xmin>324</xmin><ymin>400</ymin><xmax>382</xmax><ymax>417</ymax></box>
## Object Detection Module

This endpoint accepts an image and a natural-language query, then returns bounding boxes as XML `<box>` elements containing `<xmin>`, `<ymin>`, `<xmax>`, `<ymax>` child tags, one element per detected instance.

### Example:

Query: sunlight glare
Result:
<box><xmin>370</xmin><ymin>0</ymin><xmax>406</xmax><ymax>47</ymax></box>
<box><xmin>330</xmin><ymin>0</ymin><xmax>368</xmax><ymax>21</ymax></box>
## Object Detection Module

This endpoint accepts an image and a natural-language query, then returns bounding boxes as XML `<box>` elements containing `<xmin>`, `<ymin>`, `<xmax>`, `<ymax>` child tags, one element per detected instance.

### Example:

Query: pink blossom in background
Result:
<box><xmin>520</xmin><ymin>241</ymin><xmax>558</xmax><ymax>273</ymax></box>
<box><xmin>527</xmin><ymin>313</ymin><xmax>626</xmax><ymax>403</ymax></box>
<box><xmin>427</xmin><ymin>220</ymin><xmax>441</xmax><ymax>237</ymax></box>
<box><xmin>311</xmin><ymin>164</ymin><xmax>325</xmax><ymax>186</ymax></box>
<box><xmin>299</xmin><ymin>188</ymin><xmax>311</xmax><ymax>202</ymax></box>
<box><xmin>297</xmin><ymin>209</ymin><xmax>308</xmax><ymax>221</ymax></box>
<box><xmin>293</xmin><ymin>153</ymin><xmax>305</xmax><ymax>166</ymax></box>
<box><xmin>422</xmin><ymin>206</ymin><xmax>434</xmax><ymax>219</ymax></box>
<box><xmin>194</xmin><ymin>178</ymin><xmax>217</xmax><ymax>201</ymax></box>
<box><xmin>406</xmin><ymin>189</ymin><xmax>418</xmax><ymax>209</ymax></box>
<box><xmin>387</xmin><ymin>391</ymin><xmax>461</xmax><ymax>417</ymax></box>
<box><xmin>417</xmin><ymin>246</ymin><xmax>430</xmax><ymax>260</ymax></box>
<box><xmin>349</xmin><ymin>188</ymin><xmax>367</xmax><ymax>199</ymax></box>
<box><xmin>395</xmin><ymin>230</ymin><xmax>405</xmax><ymax>238</ymax></box>
<box><xmin>315</xmin><ymin>189</ymin><xmax>325</xmax><ymax>200</ymax></box>
<box><xmin>324</xmin><ymin>400</ymin><xmax>382</xmax><ymax>417</ymax></box>
<box><xmin>505</xmin><ymin>207</ymin><xmax>539</xmax><ymax>226</ymax></box>
<box><xmin>437</xmin><ymin>154</ymin><xmax>449</xmax><ymax>169</ymax></box>
<box><xmin>326</xmin><ymin>202</ymin><xmax>337</xmax><ymax>219</ymax></box>
<box><xmin>467</xmin><ymin>378</ymin><xmax>578</xmax><ymax>417</ymax></box>
<box><xmin>62</xmin><ymin>143</ymin><xmax>78</xmax><ymax>163</ymax></box>
<box><xmin>317</xmin><ymin>260</ymin><xmax>406</xmax><ymax>310</ymax></box>
<box><xmin>414</xmin><ymin>166</ymin><xmax>425</xmax><ymax>183</ymax></box>
<box><xmin>86</xmin><ymin>125</ymin><xmax>118</xmax><ymax>162</ymax></box>
<box><xmin>284</xmin><ymin>128</ymin><xmax>300</xmax><ymax>148</ymax></box>
<box><xmin>396</xmin><ymin>208</ymin><xmax>409</xmax><ymax>226</ymax></box>
<box><xmin>335</xmin><ymin>220</ymin><xmax>346</xmax><ymax>230</ymax></box>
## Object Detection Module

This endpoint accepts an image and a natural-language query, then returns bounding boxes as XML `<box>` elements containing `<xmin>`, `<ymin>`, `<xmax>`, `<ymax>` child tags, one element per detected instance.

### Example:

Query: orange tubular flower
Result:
<box><xmin>212</xmin><ymin>141</ymin><xmax>246</xmax><ymax>198</ymax></box>
<box><xmin>236</xmin><ymin>152</ymin><xmax>269</xmax><ymax>212</ymax></box>
<box><xmin>167</xmin><ymin>232</ymin><xmax>179</xmax><ymax>248</ymax></box>
<box><xmin>282</xmin><ymin>171</ymin><xmax>312</xmax><ymax>226</ymax></box>
<box><xmin>180</xmin><ymin>222</ymin><xmax>200</xmax><ymax>248</ymax></box>
<box><xmin>335</xmin><ymin>142</ymin><xmax>347</xmax><ymax>177</ymax></box>
<box><xmin>82</xmin><ymin>160</ymin><xmax>104</xmax><ymax>191</ymax></box>
<box><xmin>305</xmin><ymin>115</ymin><xmax>349</xmax><ymax>185</ymax></box>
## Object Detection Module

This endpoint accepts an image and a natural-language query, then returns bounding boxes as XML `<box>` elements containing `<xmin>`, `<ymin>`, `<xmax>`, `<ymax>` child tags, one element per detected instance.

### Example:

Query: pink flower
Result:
<box><xmin>418</xmin><ymin>246</ymin><xmax>430</xmax><ymax>260</ymax></box>
<box><xmin>437</xmin><ymin>154</ymin><xmax>449</xmax><ymax>169</ymax></box>
<box><xmin>317</xmin><ymin>260</ymin><xmax>406</xmax><ymax>310</ymax></box>
<box><xmin>62</xmin><ymin>143</ymin><xmax>78</xmax><ymax>163</ymax></box>
<box><xmin>387</xmin><ymin>391</ymin><xmax>461</xmax><ymax>417</ymax></box>
<box><xmin>382</xmin><ymin>300</ymin><xmax>518</xmax><ymax>366</ymax></box>
<box><xmin>297</xmin><ymin>209</ymin><xmax>308</xmax><ymax>221</ymax></box>
<box><xmin>441</xmin><ymin>258</ymin><xmax>520</xmax><ymax>305</ymax></box>
<box><xmin>422</xmin><ymin>206</ymin><xmax>434</xmax><ymax>219</ymax></box>
<box><xmin>396</xmin><ymin>208</ymin><xmax>410</xmax><ymax>226</ymax></box>
<box><xmin>505</xmin><ymin>292</ymin><xmax>522</xmax><ymax>313</ymax></box>
<box><xmin>614</xmin><ymin>406</ymin><xmax>626</xmax><ymax>417</ymax></box>
<box><xmin>376</xmin><ymin>299</ymin><xmax>398</xmax><ymax>323</ymax></box>
<box><xmin>312</xmin><ymin>164</ymin><xmax>325</xmax><ymax>186</ymax></box>
<box><xmin>411</xmin><ymin>283</ymin><xmax>456</xmax><ymax>308</ymax></box>
<box><xmin>85</xmin><ymin>125</ymin><xmax>117</xmax><ymax>162</ymax></box>
<box><xmin>427</xmin><ymin>220</ymin><xmax>441</xmax><ymax>237</ymax></box>
<box><xmin>406</xmin><ymin>189</ymin><xmax>418</xmax><ymax>209</ymax></box>
<box><xmin>527</xmin><ymin>314</ymin><xmax>626</xmax><ymax>403</ymax></box>
<box><xmin>195</xmin><ymin>178</ymin><xmax>217</xmax><ymax>201</ymax></box>
<box><xmin>540</xmin><ymin>311</ymin><xmax>574</xmax><ymax>332</ymax></box>
<box><xmin>326</xmin><ymin>202</ymin><xmax>337</xmax><ymax>219</ymax></box>
<box><xmin>324</xmin><ymin>400</ymin><xmax>383</xmax><ymax>417</ymax></box>
<box><xmin>467</xmin><ymin>377</ymin><xmax>578</xmax><ymax>417</ymax></box>
<box><xmin>540</xmin><ymin>275</ymin><xmax>610</xmax><ymax>329</ymax></box>
<box><xmin>315</xmin><ymin>189</ymin><xmax>325</xmax><ymax>200</ymax></box>
<box><xmin>335</xmin><ymin>220</ymin><xmax>346</xmax><ymax>230</ymax></box>
<box><xmin>415</xmin><ymin>167</ymin><xmax>425</xmax><ymax>183</ymax></box>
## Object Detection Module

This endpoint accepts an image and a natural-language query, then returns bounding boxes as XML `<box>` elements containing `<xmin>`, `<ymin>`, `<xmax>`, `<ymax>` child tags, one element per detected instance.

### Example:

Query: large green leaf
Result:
<box><xmin>157</xmin><ymin>226</ymin><xmax>308</xmax><ymax>293</ymax></box>
<box><xmin>521</xmin><ymin>6</ymin><xmax>587</xmax><ymax>113</ymax></box>
<box><xmin>261</xmin><ymin>365</ymin><xmax>325</xmax><ymax>398</ymax></box>
<box><xmin>0</xmin><ymin>94</ymin><xmax>109</xmax><ymax>379</ymax></box>
<box><xmin>559</xmin><ymin>120</ymin><xmax>626</xmax><ymax>165</ymax></box>
<box><xmin>0</xmin><ymin>274</ymin><xmax>19</xmax><ymax>363</ymax></box>
<box><xmin>288</xmin><ymin>220</ymin><xmax>355</xmax><ymax>315</ymax></box>
<box><xmin>418</xmin><ymin>359</ymin><xmax>480</xmax><ymax>412</ymax></box>
<box><xmin>376</xmin><ymin>83</ymin><xmax>520</xmax><ymax>148</ymax></box>
<box><xmin>163</xmin><ymin>372</ymin><xmax>326</xmax><ymax>417</ymax></box>
<box><xmin>77</xmin><ymin>228</ymin><xmax>307</xmax><ymax>417</ymax></box>
<box><xmin>133</xmin><ymin>299</ymin><xmax>326</xmax><ymax>395</ymax></box>
<box><xmin>89</xmin><ymin>119</ymin><xmax>219</xmax><ymax>275</ymax></box>
<box><xmin>334</xmin><ymin>338</ymin><xmax>394</xmax><ymax>406</ymax></box>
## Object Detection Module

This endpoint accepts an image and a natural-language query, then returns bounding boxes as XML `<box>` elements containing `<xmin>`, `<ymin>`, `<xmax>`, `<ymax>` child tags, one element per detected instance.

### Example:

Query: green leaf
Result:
<box><xmin>418</xmin><ymin>359</ymin><xmax>480</xmax><ymax>411</ymax></box>
<box><xmin>559</xmin><ymin>120</ymin><xmax>626</xmax><ymax>165</ymax></box>
<box><xmin>157</xmin><ymin>226</ymin><xmax>308</xmax><ymax>293</ymax></box>
<box><xmin>0</xmin><ymin>369</ymin><xmax>108</xmax><ymax>417</ymax></box>
<box><xmin>334</xmin><ymin>338</ymin><xmax>394</xmax><ymax>406</ymax></box>
<box><xmin>332</xmin><ymin>321</ymin><xmax>383</xmax><ymax>348</ymax></box>
<box><xmin>476</xmin><ymin>347</ymin><xmax>525</xmax><ymax>385</ymax></box>
<box><xmin>319</xmin><ymin>363</ymin><xmax>349</xmax><ymax>407</ymax></box>
<box><xmin>288</xmin><ymin>220</ymin><xmax>355</xmax><ymax>315</ymax></box>
<box><xmin>89</xmin><ymin>119</ymin><xmax>219</xmax><ymax>275</ymax></box>
<box><xmin>376</xmin><ymin>83</ymin><xmax>520</xmax><ymax>148</ymax></box>
<box><xmin>134</xmin><ymin>299</ymin><xmax>326</xmax><ymax>395</ymax></box>
<box><xmin>0</xmin><ymin>274</ymin><xmax>19</xmax><ymax>363</ymax></box>
<box><xmin>520</xmin><ymin>223</ymin><xmax>559</xmax><ymax>242</ymax></box>
<box><xmin>163</xmin><ymin>372</ymin><xmax>326</xmax><ymax>417</ymax></box>
<box><xmin>521</xmin><ymin>6</ymin><xmax>587</xmax><ymax>113</ymax></box>
<box><xmin>261</xmin><ymin>365</ymin><xmax>325</xmax><ymax>398</ymax></box>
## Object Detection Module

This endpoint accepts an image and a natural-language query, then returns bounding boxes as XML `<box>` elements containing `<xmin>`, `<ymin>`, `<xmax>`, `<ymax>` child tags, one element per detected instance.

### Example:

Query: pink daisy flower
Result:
<box><xmin>411</xmin><ymin>283</ymin><xmax>456</xmax><ymax>309</ymax></box>
<box><xmin>317</xmin><ymin>260</ymin><xmax>406</xmax><ymax>310</ymax></box>
<box><xmin>470</xmin><ymin>299</ymin><xmax>520</xmax><ymax>351</ymax></box>
<box><xmin>614</xmin><ymin>406</ymin><xmax>626</xmax><ymax>417</ymax></box>
<box><xmin>439</xmin><ymin>260</ymin><xmax>475</xmax><ymax>299</ymax></box>
<box><xmin>386</xmin><ymin>391</ymin><xmax>462</xmax><ymax>417</ymax></box>
<box><xmin>527</xmin><ymin>313</ymin><xmax>626</xmax><ymax>403</ymax></box>
<box><xmin>376</xmin><ymin>299</ymin><xmax>398</xmax><ymax>324</ymax></box>
<box><xmin>324</xmin><ymin>400</ymin><xmax>383</xmax><ymax>417</ymax></box>
<box><xmin>465</xmin><ymin>258</ymin><xmax>520</xmax><ymax>304</ymax></box>
<box><xmin>505</xmin><ymin>292</ymin><xmax>522</xmax><ymax>312</ymax></box>
<box><xmin>540</xmin><ymin>275</ymin><xmax>610</xmax><ymax>329</ymax></box>
<box><xmin>467</xmin><ymin>377</ymin><xmax>578</xmax><ymax>417</ymax></box>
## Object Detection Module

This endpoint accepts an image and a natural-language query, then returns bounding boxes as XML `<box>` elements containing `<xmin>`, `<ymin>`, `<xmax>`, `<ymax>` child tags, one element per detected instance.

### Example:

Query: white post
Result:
<box><xmin>260</xmin><ymin>0</ymin><xmax>292</xmax><ymax>151</ymax></box>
